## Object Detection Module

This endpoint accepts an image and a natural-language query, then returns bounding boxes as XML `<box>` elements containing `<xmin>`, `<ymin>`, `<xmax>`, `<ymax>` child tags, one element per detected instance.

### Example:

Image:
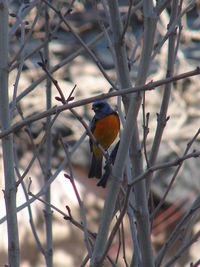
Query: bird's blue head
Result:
<box><xmin>92</xmin><ymin>100</ymin><xmax>114</xmax><ymax>119</ymax></box>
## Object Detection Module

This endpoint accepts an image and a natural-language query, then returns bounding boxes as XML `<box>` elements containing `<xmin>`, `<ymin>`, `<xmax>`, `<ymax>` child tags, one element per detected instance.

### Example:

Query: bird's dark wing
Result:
<box><xmin>89</xmin><ymin>116</ymin><xmax>97</xmax><ymax>151</ymax></box>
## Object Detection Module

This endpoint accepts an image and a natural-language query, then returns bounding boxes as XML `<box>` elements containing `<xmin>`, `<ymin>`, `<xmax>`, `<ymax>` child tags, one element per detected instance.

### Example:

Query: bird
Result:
<box><xmin>88</xmin><ymin>100</ymin><xmax>120</xmax><ymax>180</ymax></box>
<box><xmin>97</xmin><ymin>141</ymin><xmax>120</xmax><ymax>188</ymax></box>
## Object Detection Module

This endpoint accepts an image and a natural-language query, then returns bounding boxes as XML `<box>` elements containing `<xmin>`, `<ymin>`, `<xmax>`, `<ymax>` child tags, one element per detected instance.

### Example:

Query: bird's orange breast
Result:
<box><xmin>93</xmin><ymin>113</ymin><xmax>120</xmax><ymax>150</ymax></box>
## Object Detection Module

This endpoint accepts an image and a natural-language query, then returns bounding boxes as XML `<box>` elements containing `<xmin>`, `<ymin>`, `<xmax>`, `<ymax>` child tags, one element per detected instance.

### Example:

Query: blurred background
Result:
<box><xmin>0</xmin><ymin>0</ymin><xmax>200</xmax><ymax>266</ymax></box>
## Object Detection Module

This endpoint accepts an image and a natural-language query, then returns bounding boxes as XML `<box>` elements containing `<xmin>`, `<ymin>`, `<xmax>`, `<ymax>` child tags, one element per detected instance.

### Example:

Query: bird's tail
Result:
<box><xmin>88</xmin><ymin>154</ymin><xmax>102</xmax><ymax>179</ymax></box>
<box><xmin>97</xmin><ymin>141</ymin><xmax>120</xmax><ymax>188</ymax></box>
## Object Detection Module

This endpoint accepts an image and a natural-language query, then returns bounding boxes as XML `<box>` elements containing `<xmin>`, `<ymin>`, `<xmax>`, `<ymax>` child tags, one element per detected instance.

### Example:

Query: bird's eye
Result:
<box><xmin>92</xmin><ymin>101</ymin><xmax>106</xmax><ymax>111</ymax></box>
<box><xmin>96</xmin><ymin>103</ymin><xmax>104</xmax><ymax>108</ymax></box>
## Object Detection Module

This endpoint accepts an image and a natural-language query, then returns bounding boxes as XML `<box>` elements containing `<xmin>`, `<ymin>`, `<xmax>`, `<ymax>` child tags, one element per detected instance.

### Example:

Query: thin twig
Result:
<box><xmin>128</xmin><ymin>31</ymin><xmax>142</xmax><ymax>71</ymax></box>
<box><xmin>80</xmin><ymin>254</ymin><xmax>90</xmax><ymax>267</ymax></box>
<box><xmin>15</xmin><ymin>109</ymin><xmax>59</xmax><ymax>187</ymax></box>
<box><xmin>1</xmin><ymin>67</ymin><xmax>200</xmax><ymax>139</ymax></box>
<box><xmin>16</xmin><ymin>104</ymin><xmax>46</xmax><ymax>177</ymax></box>
<box><xmin>115</xmin><ymin>217</ymin><xmax>121</xmax><ymax>264</ymax></box>
<box><xmin>142</xmin><ymin>92</ymin><xmax>150</xmax><ymax>167</ymax></box>
<box><xmin>60</xmin><ymin>136</ymin><xmax>93</xmax><ymax>257</ymax></box>
<box><xmin>121</xmin><ymin>0</ymin><xmax>134</xmax><ymax>44</ymax></box>
<box><xmin>128</xmin><ymin>193</ymin><xmax>142</xmax><ymax>267</ymax></box>
<box><xmin>99</xmin><ymin>186</ymin><xmax>132</xmax><ymax>264</ymax></box>
<box><xmin>9</xmin><ymin>1</ymin><xmax>42</xmax><ymax>67</ymax></box>
<box><xmin>155</xmin><ymin>195</ymin><xmax>200</xmax><ymax>267</ymax></box>
<box><xmin>152</xmin><ymin>0</ymin><xmax>196</xmax><ymax>61</ymax></box>
<box><xmin>38</xmin><ymin>52</ymin><xmax>110</xmax><ymax>163</ymax></box>
<box><xmin>41</xmin><ymin>0</ymin><xmax>116</xmax><ymax>89</ymax></box>
<box><xmin>174</xmin><ymin>0</ymin><xmax>184</xmax><ymax>60</ymax></box>
<box><xmin>10</xmin><ymin>15</ymin><xmax>62</xmax><ymax>71</ymax></box>
<box><xmin>146</xmin><ymin>0</ymin><xmax>180</xmax><ymax>197</ymax></box>
<box><xmin>151</xmin><ymin>128</ymin><xmax>200</xmax><ymax>220</ymax></box>
<box><xmin>130</xmin><ymin>147</ymin><xmax>200</xmax><ymax>188</ymax></box>
<box><xmin>14</xmin><ymin>167</ymin><xmax>45</xmax><ymax>255</ymax></box>
<box><xmin>28</xmin><ymin>187</ymin><xmax>96</xmax><ymax>239</ymax></box>
<box><xmin>164</xmin><ymin>230</ymin><xmax>200</xmax><ymax>267</ymax></box>
<box><xmin>0</xmin><ymin>132</ymin><xmax>87</xmax><ymax>225</ymax></box>
<box><xmin>121</xmin><ymin>219</ymin><xmax>129</xmax><ymax>267</ymax></box>
<box><xmin>10</xmin><ymin>16</ymin><xmax>26</xmax><ymax>120</ymax></box>
<box><xmin>9</xmin><ymin>1</ymin><xmax>38</xmax><ymax>38</ymax></box>
<box><xmin>11</xmin><ymin>0</ymin><xmax>142</xmax><ymax>105</ymax></box>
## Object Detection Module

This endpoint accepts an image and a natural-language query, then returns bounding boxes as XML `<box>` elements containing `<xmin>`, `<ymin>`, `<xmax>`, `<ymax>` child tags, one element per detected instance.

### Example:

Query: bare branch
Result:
<box><xmin>60</xmin><ymin>137</ymin><xmax>92</xmax><ymax>257</ymax></box>
<box><xmin>0</xmin><ymin>2</ymin><xmax>19</xmax><ymax>266</ymax></box>
<box><xmin>130</xmin><ymin>147</ymin><xmax>200</xmax><ymax>188</ymax></box>
<box><xmin>155</xmin><ymin>195</ymin><xmax>200</xmax><ymax>266</ymax></box>
<box><xmin>1</xmin><ymin>67</ymin><xmax>199</xmax><ymax>139</ymax></box>
<box><xmin>146</xmin><ymin>0</ymin><xmax>180</xmax><ymax>196</ymax></box>
<box><xmin>151</xmin><ymin>128</ymin><xmax>200</xmax><ymax>219</ymax></box>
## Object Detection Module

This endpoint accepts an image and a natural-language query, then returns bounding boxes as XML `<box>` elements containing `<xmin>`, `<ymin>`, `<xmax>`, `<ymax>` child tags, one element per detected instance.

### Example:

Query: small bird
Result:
<box><xmin>88</xmin><ymin>100</ymin><xmax>120</xmax><ymax>180</ymax></box>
